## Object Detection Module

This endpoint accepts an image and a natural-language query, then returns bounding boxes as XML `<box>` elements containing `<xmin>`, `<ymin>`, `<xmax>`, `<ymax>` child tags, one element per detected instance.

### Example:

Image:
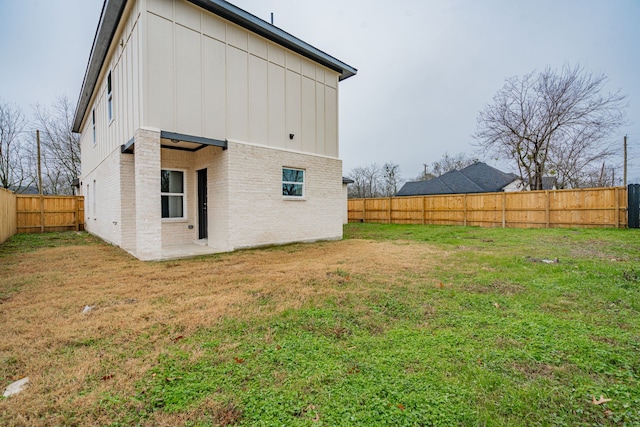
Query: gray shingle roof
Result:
<box><xmin>396</xmin><ymin>162</ymin><xmax>520</xmax><ymax>196</ymax></box>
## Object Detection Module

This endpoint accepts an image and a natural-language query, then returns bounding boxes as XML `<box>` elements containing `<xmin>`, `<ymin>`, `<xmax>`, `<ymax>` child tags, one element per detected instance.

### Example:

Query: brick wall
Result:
<box><xmin>225</xmin><ymin>140</ymin><xmax>343</xmax><ymax>250</ymax></box>
<box><xmin>133</xmin><ymin>128</ymin><xmax>162</xmax><ymax>260</ymax></box>
<box><xmin>160</xmin><ymin>148</ymin><xmax>197</xmax><ymax>246</ymax></box>
<box><xmin>120</xmin><ymin>151</ymin><xmax>137</xmax><ymax>253</ymax></box>
<box><xmin>82</xmin><ymin>148</ymin><xmax>123</xmax><ymax>247</ymax></box>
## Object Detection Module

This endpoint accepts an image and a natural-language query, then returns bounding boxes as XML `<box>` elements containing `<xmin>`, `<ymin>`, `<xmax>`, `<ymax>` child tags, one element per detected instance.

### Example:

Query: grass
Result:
<box><xmin>1</xmin><ymin>224</ymin><xmax>639</xmax><ymax>426</ymax></box>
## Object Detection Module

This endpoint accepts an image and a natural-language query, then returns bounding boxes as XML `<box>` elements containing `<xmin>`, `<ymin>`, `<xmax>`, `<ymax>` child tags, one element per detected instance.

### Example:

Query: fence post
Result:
<box><xmin>615</xmin><ymin>187</ymin><xmax>620</xmax><ymax>228</ymax></box>
<box><xmin>421</xmin><ymin>196</ymin><xmax>425</xmax><ymax>225</ymax></box>
<box><xmin>545</xmin><ymin>191</ymin><xmax>550</xmax><ymax>228</ymax></box>
<box><xmin>39</xmin><ymin>196</ymin><xmax>45</xmax><ymax>233</ymax></box>
<box><xmin>388</xmin><ymin>197</ymin><xmax>392</xmax><ymax>224</ymax></box>
<box><xmin>362</xmin><ymin>199</ymin><xmax>366</xmax><ymax>223</ymax></box>
<box><xmin>463</xmin><ymin>194</ymin><xmax>467</xmax><ymax>226</ymax></box>
<box><xmin>502</xmin><ymin>192</ymin><xmax>506</xmax><ymax>228</ymax></box>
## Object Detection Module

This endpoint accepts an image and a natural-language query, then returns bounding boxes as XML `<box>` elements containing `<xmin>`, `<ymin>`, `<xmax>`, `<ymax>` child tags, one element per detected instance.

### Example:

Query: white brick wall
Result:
<box><xmin>155</xmin><ymin>140</ymin><xmax>343</xmax><ymax>253</ymax></box>
<box><xmin>225</xmin><ymin>140</ymin><xmax>343</xmax><ymax>250</ymax></box>
<box><xmin>134</xmin><ymin>128</ymin><xmax>162</xmax><ymax>260</ymax></box>
<box><xmin>82</xmin><ymin>132</ymin><xmax>343</xmax><ymax>260</ymax></box>
<box><xmin>81</xmin><ymin>148</ymin><xmax>123</xmax><ymax>247</ymax></box>
<box><xmin>160</xmin><ymin>148</ymin><xmax>197</xmax><ymax>245</ymax></box>
<box><xmin>120</xmin><ymin>152</ymin><xmax>137</xmax><ymax>252</ymax></box>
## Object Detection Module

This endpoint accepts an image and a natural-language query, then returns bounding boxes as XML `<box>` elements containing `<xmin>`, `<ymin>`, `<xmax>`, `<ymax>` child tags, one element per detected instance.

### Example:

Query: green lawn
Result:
<box><xmin>2</xmin><ymin>224</ymin><xmax>639</xmax><ymax>426</ymax></box>
<box><xmin>122</xmin><ymin>225</ymin><xmax>640</xmax><ymax>426</ymax></box>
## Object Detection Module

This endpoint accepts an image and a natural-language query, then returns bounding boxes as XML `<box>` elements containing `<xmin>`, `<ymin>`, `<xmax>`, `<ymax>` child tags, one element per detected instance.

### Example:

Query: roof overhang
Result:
<box><xmin>72</xmin><ymin>0</ymin><xmax>127</xmax><ymax>133</ymax></box>
<box><xmin>187</xmin><ymin>0</ymin><xmax>357</xmax><ymax>81</ymax></box>
<box><xmin>121</xmin><ymin>131</ymin><xmax>227</xmax><ymax>154</ymax></box>
<box><xmin>73</xmin><ymin>0</ymin><xmax>357</xmax><ymax>133</ymax></box>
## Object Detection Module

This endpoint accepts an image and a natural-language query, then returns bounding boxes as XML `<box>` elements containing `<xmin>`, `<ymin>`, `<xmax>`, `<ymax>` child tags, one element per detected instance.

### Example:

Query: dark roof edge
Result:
<box><xmin>72</xmin><ymin>0</ymin><xmax>357</xmax><ymax>133</ymax></box>
<box><xmin>72</xmin><ymin>0</ymin><xmax>127</xmax><ymax>133</ymax></box>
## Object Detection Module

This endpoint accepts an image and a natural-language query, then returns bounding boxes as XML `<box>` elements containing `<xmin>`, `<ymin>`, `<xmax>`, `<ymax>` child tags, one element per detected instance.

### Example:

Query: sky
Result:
<box><xmin>1</xmin><ymin>0</ymin><xmax>639</xmax><ymax>183</ymax></box>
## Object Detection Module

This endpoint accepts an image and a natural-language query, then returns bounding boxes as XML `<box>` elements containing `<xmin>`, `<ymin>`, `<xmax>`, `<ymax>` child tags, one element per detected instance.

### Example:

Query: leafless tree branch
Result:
<box><xmin>474</xmin><ymin>65</ymin><xmax>626</xmax><ymax>189</ymax></box>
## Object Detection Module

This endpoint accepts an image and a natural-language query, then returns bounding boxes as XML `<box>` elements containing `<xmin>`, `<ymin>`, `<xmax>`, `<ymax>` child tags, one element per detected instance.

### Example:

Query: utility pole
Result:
<box><xmin>37</xmin><ymin>130</ymin><xmax>42</xmax><ymax>195</ymax></box>
<box><xmin>624</xmin><ymin>135</ymin><xmax>628</xmax><ymax>187</ymax></box>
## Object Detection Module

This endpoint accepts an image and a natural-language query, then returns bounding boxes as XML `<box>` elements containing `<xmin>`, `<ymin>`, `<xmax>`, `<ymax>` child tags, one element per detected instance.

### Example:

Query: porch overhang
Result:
<box><xmin>121</xmin><ymin>131</ymin><xmax>228</xmax><ymax>154</ymax></box>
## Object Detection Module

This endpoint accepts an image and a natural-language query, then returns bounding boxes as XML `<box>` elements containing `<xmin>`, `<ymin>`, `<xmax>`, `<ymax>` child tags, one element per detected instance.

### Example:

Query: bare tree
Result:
<box><xmin>474</xmin><ymin>65</ymin><xmax>626</xmax><ymax>190</ymax></box>
<box><xmin>381</xmin><ymin>162</ymin><xmax>401</xmax><ymax>197</ymax></box>
<box><xmin>347</xmin><ymin>163</ymin><xmax>384</xmax><ymax>198</ymax></box>
<box><xmin>413</xmin><ymin>169</ymin><xmax>436</xmax><ymax>182</ymax></box>
<box><xmin>0</xmin><ymin>100</ymin><xmax>34</xmax><ymax>192</ymax></box>
<box><xmin>33</xmin><ymin>95</ymin><xmax>81</xmax><ymax>194</ymax></box>
<box><xmin>577</xmin><ymin>162</ymin><xmax>618</xmax><ymax>188</ymax></box>
<box><xmin>413</xmin><ymin>153</ymin><xmax>477</xmax><ymax>181</ymax></box>
<box><xmin>430</xmin><ymin>152</ymin><xmax>478</xmax><ymax>177</ymax></box>
<box><xmin>347</xmin><ymin>166</ymin><xmax>368</xmax><ymax>199</ymax></box>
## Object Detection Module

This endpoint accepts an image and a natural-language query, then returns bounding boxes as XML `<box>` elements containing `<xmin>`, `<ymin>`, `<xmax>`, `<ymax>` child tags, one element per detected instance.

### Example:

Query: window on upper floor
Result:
<box><xmin>282</xmin><ymin>167</ymin><xmax>305</xmax><ymax>198</ymax></box>
<box><xmin>107</xmin><ymin>71</ymin><xmax>113</xmax><ymax>122</ymax></box>
<box><xmin>92</xmin><ymin>109</ymin><xmax>96</xmax><ymax>144</ymax></box>
<box><xmin>161</xmin><ymin>169</ymin><xmax>185</xmax><ymax>219</ymax></box>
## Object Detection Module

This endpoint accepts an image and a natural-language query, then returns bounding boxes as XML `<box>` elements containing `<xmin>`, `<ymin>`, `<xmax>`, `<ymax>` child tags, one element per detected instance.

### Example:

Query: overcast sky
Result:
<box><xmin>1</xmin><ymin>0</ymin><xmax>638</xmax><ymax>183</ymax></box>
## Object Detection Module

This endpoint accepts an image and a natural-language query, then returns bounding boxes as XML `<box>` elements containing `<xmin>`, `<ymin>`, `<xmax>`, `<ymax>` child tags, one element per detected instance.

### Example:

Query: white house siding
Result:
<box><xmin>144</xmin><ymin>0</ymin><xmax>340</xmax><ymax>158</ymax></box>
<box><xmin>80</xmin><ymin>1</ymin><xmax>143</xmax><ymax>176</ymax></box>
<box><xmin>502</xmin><ymin>180</ymin><xmax>526</xmax><ymax>192</ymax></box>
<box><xmin>80</xmin><ymin>0</ymin><xmax>143</xmax><ymax>248</ymax></box>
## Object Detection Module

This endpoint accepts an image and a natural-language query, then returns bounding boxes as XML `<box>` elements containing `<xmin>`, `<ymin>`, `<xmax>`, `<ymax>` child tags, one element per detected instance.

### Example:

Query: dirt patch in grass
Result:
<box><xmin>463</xmin><ymin>280</ymin><xmax>525</xmax><ymax>296</ymax></box>
<box><xmin>0</xmin><ymin>238</ymin><xmax>444</xmax><ymax>425</ymax></box>
<box><xmin>511</xmin><ymin>361</ymin><xmax>576</xmax><ymax>380</ymax></box>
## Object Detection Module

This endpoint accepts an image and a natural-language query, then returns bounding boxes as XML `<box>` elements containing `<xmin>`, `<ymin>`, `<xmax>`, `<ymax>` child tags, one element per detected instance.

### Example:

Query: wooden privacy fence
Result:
<box><xmin>16</xmin><ymin>195</ymin><xmax>84</xmax><ymax>233</ymax></box>
<box><xmin>0</xmin><ymin>187</ymin><xmax>17</xmax><ymax>244</ymax></box>
<box><xmin>348</xmin><ymin>187</ymin><xmax>628</xmax><ymax>229</ymax></box>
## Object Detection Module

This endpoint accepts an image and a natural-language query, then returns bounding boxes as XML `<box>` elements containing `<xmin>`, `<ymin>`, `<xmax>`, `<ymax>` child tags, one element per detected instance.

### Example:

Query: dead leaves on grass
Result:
<box><xmin>592</xmin><ymin>395</ymin><xmax>612</xmax><ymax>405</ymax></box>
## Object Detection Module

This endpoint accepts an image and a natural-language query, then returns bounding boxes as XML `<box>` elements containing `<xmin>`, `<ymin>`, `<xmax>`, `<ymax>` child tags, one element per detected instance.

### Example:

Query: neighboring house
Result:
<box><xmin>396</xmin><ymin>162</ymin><xmax>524</xmax><ymax>196</ymax></box>
<box><xmin>541</xmin><ymin>176</ymin><xmax>558</xmax><ymax>190</ymax></box>
<box><xmin>9</xmin><ymin>186</ymin><xmax>40</xmax><ymax>195</ymax></box>
<box><xmin>72</xmin><ymin>0</ymin><xmax>356</xmax><ymax>260</ymax></box>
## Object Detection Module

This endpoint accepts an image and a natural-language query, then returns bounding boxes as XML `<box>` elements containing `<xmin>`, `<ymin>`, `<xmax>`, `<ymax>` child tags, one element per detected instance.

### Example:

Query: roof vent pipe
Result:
<box><xmin>270</xmin><ymin>12</ymin><xmax>274</xmax><ymax>25</ymax></box>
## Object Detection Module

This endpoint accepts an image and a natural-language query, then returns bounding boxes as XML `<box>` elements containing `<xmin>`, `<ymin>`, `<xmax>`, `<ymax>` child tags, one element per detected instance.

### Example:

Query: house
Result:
<box><xmin>396</xmin><ymin>162</ymin><xmax>523</xmax><ymax>196</ymax></box>
<box><xmin>72</xmin><ymin>0</ymin><xmax>357</xmax><ymax>260</ymax></box>
<box><xmin>541</xmin><ymin>176</ymin><xmax>558</xmax><ymax>190</ymax></box>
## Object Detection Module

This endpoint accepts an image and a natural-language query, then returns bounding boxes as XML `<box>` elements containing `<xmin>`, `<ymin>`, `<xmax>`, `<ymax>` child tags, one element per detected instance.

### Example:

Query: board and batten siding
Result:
<box><xmin>144</xmin><ymin>0</ymin><xmax>340</xmax><ymax>157</ymax></box>
<box><xmin>80</xmin><ymin>0</ymin><xmax>143</xmax><ymax>178</ymax></box>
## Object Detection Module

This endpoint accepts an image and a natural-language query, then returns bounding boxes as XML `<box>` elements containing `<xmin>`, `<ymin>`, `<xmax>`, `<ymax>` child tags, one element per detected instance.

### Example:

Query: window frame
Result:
<box><xmin>161</xmin><ymin>169</ymin><xmax>187</xmax><ymax>221</ymax></box>
<box><xmin>282</xmin><ymin>167</ymin><xmax>305</xmax><ymax>199</ymax></box>
<box><xmin>107</xmin><ymin>71</ymin><xmax>113</xmax><ymax>123</ymax></box>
